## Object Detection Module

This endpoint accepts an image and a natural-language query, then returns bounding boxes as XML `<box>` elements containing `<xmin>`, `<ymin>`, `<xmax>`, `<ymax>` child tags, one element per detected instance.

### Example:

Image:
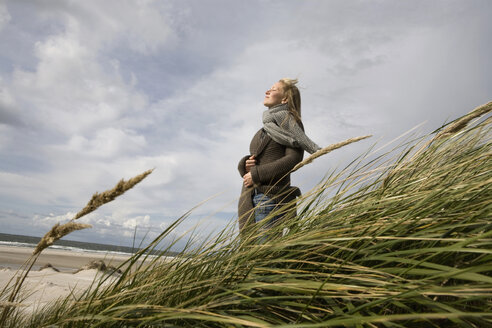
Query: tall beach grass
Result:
<box><xmin>1</xmin><ymin>102</ymin><xmax>491</xmax><ymax>327</ymax></box>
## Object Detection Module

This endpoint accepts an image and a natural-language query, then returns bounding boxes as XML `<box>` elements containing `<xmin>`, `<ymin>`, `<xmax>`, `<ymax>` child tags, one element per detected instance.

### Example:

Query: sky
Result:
<box><xmin>0</xmin><ymin>0</ymin><xmax>490</xmax><ymax>249</ymax></box>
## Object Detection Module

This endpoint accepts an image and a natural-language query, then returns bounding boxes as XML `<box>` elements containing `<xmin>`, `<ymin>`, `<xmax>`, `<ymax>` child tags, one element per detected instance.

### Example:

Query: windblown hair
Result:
<box><xmin>279</xmin><ymin>78</ymin><xmax>302</xmax><ymax>123</ymax></box>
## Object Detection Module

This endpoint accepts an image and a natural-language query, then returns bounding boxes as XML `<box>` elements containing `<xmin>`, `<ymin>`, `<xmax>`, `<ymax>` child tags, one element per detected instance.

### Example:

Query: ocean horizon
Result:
<box><xmin>0</xmin><ymin>232</ymin><xmax>151</xmax><ymax>257</ymax></box>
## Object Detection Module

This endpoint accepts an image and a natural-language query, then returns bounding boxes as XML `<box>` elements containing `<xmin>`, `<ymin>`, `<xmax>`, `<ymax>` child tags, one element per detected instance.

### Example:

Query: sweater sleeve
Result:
<box><xmin>250</xmin><ymin>146</ymin><xmax>303</xmax><ymax>184</ymax></box>
<box><xmin>238</xmin><ymin>155</ymin><xmax>250</xmax><ymax>177</ymax></box>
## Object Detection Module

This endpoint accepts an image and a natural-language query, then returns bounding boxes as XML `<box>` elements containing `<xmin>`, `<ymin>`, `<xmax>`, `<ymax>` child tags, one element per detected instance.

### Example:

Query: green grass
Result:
<box><xmin>1</xmin><ymin>105</ymin><xmax>491</xmax><ymax>327</ymax></box>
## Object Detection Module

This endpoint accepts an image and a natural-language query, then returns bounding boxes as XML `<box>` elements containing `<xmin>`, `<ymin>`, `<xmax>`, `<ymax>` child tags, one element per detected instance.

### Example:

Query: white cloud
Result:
<box><xmin>0</xmin><ymin>79</ymin><xmax>15</xmax><ymax>108</ymax></box>
<box><xmin>67</xmin><ymin>128</ymin><xmax>147</xmax><ymax>158</ymax></box>
<box><xmin>35</xmin><ymin>1</ymin><xmax>174</xmax><ymax>54</ymax></box>
<box><xmin>7</xmin><ymin>1</ymin><xmax>167</xmax><ymax>137</ymax></box>
<box><xmin>0</xmin><ymin>171</ymin><xmax>58</xmax><ymax>204</ymax></box>
<box><xmin>32</xmin><ymin>211</ymin><xmax>76</xmax><ymax>227</ymax></box>
<box><xmin>32</xmin><ymin>210</ymin><xmax>154</xmax><ymax>241</ymax></box>
<box><xmin>121</xmin><ymin>215</ymin><xmax>150</xmax><ymax>230</ymax></box>
<box><xmin>0</xmin><ymin>78</ymin><xmax>23</xmax><ymax>131</ymax></box>
<box><xmin>0</xmin><ymin>2</ymin><xmax>10</xmax><ymax>32</ymax></box>
<box><xmin>12</xmin><ymin>39</ymin><xmax>148</xmax><ymax>135</ymax></box>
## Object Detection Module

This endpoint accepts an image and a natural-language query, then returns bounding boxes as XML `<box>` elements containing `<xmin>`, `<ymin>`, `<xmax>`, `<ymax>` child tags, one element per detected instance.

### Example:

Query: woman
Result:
<box><xmin>237</xmin><ymin>78</ymin><xmax>320</xmax><ymax>235</ymax></box>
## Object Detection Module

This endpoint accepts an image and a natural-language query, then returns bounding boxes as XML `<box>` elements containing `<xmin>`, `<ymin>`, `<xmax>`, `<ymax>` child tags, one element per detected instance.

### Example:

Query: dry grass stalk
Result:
<box><xmin>292</xmin><ymin>135</ymin><xmax>372</xmax><ymax>172</ymax></box>
<box><xmin>33</xmin><ymin>222</ymin><xmax>92</xmax><ymax>255</ymax></box>
<box><xmin>434</xmin><ymin>101</ymin><xmax>491</xmax><ymax>140</ymax></box>
<box><xmin>72</xmin><ymin>169</ymin><xmax>153</xmax><ymax>221</ymax></box>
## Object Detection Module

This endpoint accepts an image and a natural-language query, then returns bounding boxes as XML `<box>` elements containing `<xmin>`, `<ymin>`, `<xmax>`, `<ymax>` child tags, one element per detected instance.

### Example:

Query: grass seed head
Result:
<box><xmin>72</xmin><ymin>169</ymin><xmax>153</xmax><ymax>221</ymax></box>
<box><xmin>292</xmin><ymin>135</ymin><xmax>372</xmax><ymax>172</ymax></box>
<box><xmin>33</xmin><ymin>222</ymin><xmax>92</xmax><ymax>255</ymax></box>
<box><xmin>434</xmin><ymin>101</ymin><xmax>491</xmax><ymax>140</ymax></box>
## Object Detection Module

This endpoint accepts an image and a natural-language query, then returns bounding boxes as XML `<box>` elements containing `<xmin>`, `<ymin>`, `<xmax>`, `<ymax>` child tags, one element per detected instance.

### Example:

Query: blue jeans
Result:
<box><xmin>252</xmin><ymin>192</ymin><xmax>281</xmax><ymax>227</ymax></box>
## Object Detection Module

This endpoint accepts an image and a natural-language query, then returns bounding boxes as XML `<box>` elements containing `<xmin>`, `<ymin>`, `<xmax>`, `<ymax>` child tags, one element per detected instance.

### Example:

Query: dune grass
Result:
<box><xmin>1</xmin><ymin>103</ymin><xmax>491</xmax><ymax>327</ymax></box>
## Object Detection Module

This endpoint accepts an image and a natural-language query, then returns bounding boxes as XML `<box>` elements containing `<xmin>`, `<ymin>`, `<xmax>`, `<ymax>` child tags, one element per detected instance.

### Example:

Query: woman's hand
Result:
<box><xmin>245</xmin><ymin>155</ymin><xmax>256</xmax><ymax>172</ymax></box>
<box><xmin>243</xmin><ymin>172</ymin><xmax>253</xmax><ymax>188</ymax></box>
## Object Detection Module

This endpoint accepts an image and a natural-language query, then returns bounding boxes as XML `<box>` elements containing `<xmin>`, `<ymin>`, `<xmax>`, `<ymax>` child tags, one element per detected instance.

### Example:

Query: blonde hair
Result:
<box><xmin>279</xmin><ymin>78</ymin><xmax>302</xmax><ymax>123</ymax></box>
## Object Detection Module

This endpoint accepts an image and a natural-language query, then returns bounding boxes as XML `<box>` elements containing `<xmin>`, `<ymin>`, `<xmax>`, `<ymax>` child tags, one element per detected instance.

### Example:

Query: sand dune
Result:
<box><xmin>0</xmin><ymin>267</ymin><xmax>119</xmax><ymax>314</ymax></box>
<box><xmin>0</xmin><ymin>246</ymin><xmax>130</xmax><ymax>314</ymax></box>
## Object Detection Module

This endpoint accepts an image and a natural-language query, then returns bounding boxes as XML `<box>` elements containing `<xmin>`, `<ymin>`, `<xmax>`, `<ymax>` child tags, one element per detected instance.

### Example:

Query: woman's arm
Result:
<box><xmin>250</xmin><ymin>146</ymin><xmax>303</xmax><ymax>184</ymax></box>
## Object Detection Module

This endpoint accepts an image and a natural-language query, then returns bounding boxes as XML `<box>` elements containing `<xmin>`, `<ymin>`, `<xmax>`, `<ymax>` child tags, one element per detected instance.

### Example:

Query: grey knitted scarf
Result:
<box><xmin>262</xmin><ymin>103</ymin><xmax>321</xmax><ymax>154</ymax></box>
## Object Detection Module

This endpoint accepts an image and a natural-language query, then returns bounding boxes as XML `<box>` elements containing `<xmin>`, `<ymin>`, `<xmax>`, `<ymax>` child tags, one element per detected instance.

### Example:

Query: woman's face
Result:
<box><xmin>263</xmin><ymin>82</ymin><xmax>287</xmax><ymax>108</ymax></box>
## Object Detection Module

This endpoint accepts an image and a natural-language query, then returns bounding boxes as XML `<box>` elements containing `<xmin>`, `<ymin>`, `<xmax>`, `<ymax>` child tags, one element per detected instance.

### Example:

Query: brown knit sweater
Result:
<box><xmin>237</xmin><ymin>129</ymin><xmax>303</xmax><ymax>233</ymax></box>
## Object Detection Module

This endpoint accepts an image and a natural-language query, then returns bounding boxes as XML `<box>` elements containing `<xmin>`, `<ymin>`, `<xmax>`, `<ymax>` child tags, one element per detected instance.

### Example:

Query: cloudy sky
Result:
<box><xmin>0</xmin><ymin>0</ymin><xmax>490</xmax><ymax>248</ymax></box>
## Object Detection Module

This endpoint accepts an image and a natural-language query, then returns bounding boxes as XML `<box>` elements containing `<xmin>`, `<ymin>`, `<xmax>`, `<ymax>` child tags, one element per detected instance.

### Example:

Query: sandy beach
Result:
<box><xmin>0</xmin><ymin>245</ymin><xmax>132</xmax><ymax>315</ymax></box>
<box><xmin>0</xmin><ymin>245</ymin><xmax>132</xmax><ymax>272</ymax></box>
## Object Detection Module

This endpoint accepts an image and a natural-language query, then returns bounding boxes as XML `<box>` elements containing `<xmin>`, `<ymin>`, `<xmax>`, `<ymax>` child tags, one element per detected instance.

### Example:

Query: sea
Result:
<box><xmin>0</xmin><ymin>232</ymin><xmax>141</xmax><ymax>257</ymax></box>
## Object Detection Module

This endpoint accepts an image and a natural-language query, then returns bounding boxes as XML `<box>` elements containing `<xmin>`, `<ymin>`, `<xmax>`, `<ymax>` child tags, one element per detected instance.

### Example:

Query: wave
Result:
<box><xmin>0</xmin><ymin>240</ymin><xmax>134</xmax><ymax>256</ymax></box>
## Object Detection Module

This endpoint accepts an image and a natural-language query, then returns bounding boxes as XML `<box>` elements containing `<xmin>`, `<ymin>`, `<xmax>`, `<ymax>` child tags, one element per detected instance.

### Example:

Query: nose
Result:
<box><xmin>265</xmin><ymin>89</ymin><xmax>270</xmax><ymax>95</ymax></box>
